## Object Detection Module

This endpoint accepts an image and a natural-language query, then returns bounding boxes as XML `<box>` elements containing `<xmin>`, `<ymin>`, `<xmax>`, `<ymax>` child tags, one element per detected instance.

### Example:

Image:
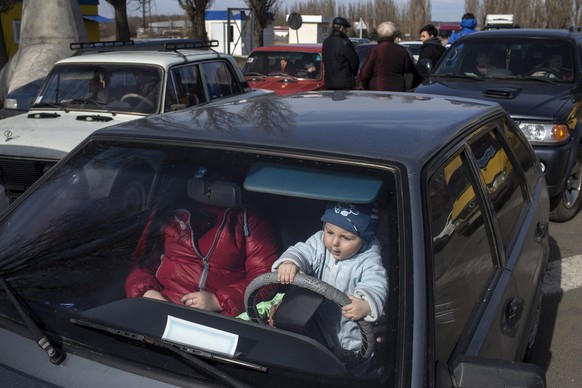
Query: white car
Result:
<box><xmin>0</xmin><ymin>40</ymin><xmax>270</xmax><ymax>203</ymax></box>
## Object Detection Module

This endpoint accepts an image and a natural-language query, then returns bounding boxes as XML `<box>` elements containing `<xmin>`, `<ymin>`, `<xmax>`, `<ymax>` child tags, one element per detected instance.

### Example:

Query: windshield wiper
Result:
<box><xmin>432</xmin><ymin>73</ymin><xmax>484</xmax><ymax>81</ymax></box>
<box><xmin>0</xmin><ymin>276</ymin><xmax>66</xmax><ymax>365</ymax></box>
<box><xmin>71</xmin><ymin>318</ymin><xmax>264</xmax><ymax>388</ymax></box>
<box><xmin>61</xmin><ymin>98</ymin><xmax>105</xmax><ymax>108</ymax></box>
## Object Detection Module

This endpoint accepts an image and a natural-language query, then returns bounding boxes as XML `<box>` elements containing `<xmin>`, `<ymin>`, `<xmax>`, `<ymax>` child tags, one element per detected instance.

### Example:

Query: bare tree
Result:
<box><xmin>0</xmin><ymin>0</ymin><xmax>16</xmax><ymax>69</ymax></box>
<box><xmin>408</xmin><ymin>0</ymin><xmax>430</xmax><ymax>39</ymax></box>
<box><xmin>178</xmin><ymin>0</ymin><xmax>211</xmax><ymax>40</ymax></box>
<box><xmin>245</xmin><ymin>0</ymin><xmax>280</xmax><ymax>47</ymax></box>
<box><xmin>106</xmin><ymin>0</ymin><xmax>131</xmax><ymax>40</ymax></box>
<box><xmin>545</xmin><ymin>0</ymin><xmax>573</xmax><ymax>28</ymax></box>
<box><xmin>576</xmin><ymin>0</ymin><xmax>582</xmax><ymax>25</ymax></box>
<box><xmin>130</xmin><ymin>0</ymin><xmax>153</xmax><ymax>30</ymax></box>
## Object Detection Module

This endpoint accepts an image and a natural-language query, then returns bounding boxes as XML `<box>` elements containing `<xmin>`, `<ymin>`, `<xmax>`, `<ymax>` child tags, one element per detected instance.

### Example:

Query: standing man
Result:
<box><xmin>412</xmin><ymin>24</ymin><xmax>446</xmax><ymax>87</ymax></box>
<box><xmin>322</xmin><ymin>17</ymin><xmax>359</xmax><ymax>90</ymax></box>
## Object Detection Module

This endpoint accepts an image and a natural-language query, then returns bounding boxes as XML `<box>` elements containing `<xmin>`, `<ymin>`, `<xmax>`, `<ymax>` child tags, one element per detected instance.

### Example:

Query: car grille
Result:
<box><xmin>0</xmin><ymin>157</ymin><xmax>56</xmax><ymax>198</ymax></box>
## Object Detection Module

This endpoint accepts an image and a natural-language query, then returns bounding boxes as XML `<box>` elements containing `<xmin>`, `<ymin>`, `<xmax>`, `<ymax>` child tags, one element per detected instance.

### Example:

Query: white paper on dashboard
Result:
<box><xmin>162</xmin><ymin>315</ymin><xmax>239</xmax><ymax>357</ymax></box>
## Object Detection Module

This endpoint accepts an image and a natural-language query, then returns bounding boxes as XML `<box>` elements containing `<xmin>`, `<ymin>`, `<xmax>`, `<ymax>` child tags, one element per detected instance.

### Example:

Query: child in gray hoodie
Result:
<box><xmin>272</xmin><ymin>202</ymin><xmax>388</xmax><ymax>359</ymax></box>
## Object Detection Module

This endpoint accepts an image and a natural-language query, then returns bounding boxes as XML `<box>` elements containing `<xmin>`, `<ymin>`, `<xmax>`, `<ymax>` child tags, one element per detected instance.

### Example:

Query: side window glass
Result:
<box><xmin>167</xmin><ymin>65</ymin><xmax>206</xmax><ymax>112</ymax></box>
<box><xmin>164</xmin><ymin>73</ymin><xmax>180</xmax><ymax>112</ymax></box>
<box><xmin>429</xmin><ymin>153</ymin><xmax>496</xmax><ymax>362</ymax></box>
<box><xmin>469</xmin><ymin>130</ymin><xmax>525</xmax><ymax>248</ymax></box>
<box><xmin>201</xmin><ymin>61</ymin><xmax>243</xmax><ymax>101</ymax></box>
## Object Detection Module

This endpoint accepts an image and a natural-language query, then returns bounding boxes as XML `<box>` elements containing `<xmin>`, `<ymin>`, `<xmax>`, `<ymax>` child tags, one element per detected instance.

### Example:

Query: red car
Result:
<box><xmin>242</xmin><ymin>44</ymin><xmax>324</xmax><ymax>94</ymax></box>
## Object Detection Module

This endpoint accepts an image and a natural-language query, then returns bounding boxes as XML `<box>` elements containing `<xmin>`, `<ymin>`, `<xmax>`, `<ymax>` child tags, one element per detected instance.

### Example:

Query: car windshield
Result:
<box><xmin>0</xmin><ymin>139</ymin><xmax>399</xmax><ymax>386</ymax></box>
<box><xmin>434</xmin><ymin>38</ymin><xmax>575</xmax><ymax>82</ymax></box>
<box><xmin>34</xmin><ymin>64</ymin><xmax>163</xmax><ymax>114</ymax></box>
<box><xmin>243</xmin><ymin>50</ymin><xmax>323</xmax><ymax>80</ymax></box>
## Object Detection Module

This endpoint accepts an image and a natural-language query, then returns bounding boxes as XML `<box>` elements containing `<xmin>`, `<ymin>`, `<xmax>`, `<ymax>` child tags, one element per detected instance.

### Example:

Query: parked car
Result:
<box><xmin>355</xmin><ymin>42</ymin><xmax>377</xmax><ymax>70</ymax></box>
<box><xmin>0</xmin><ymin>91</ymin><xmax>548</xmax><ymax>387</ymax></box>
<box><xmin>399</xmin><ymin>40</ymin><xmax>422</xmax><ymax>63</ymax></box>
<box><xmin>0</xmin><ymin>40</ymin><xmax>270</xmax><ymax>204</ymax></box>
<box><xmin>350</xmin><ymin>37</ymin><xmax>371</xmax><ymax>46</ymax></box>
<box><xmin>0</xmin><ymin>77</ymin><xmax>45</xmax><ymax>118</ymax></box>
<box><xmin>415</xmin><ymin>27</ymin><xmax>582</xmax><ymax>222</ymax></box>
<box><xmin>242</xmin><ymin>44</ymin><xmax>324</xmax><ymax>95</ymax></box>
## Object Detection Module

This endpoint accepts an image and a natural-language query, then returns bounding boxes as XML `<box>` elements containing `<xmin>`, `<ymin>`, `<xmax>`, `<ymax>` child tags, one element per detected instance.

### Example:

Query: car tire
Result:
<box><xmin>550</xmin><ymin>147</ymin><xmax>582</xmax><ymax>222</ymax></box>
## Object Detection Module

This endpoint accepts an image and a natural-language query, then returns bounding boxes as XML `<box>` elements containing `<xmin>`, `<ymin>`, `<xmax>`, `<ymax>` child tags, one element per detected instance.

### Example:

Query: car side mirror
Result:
<box><xmin>418</xmin><ymin>59</ymin><xmax>433</xmax><ymax>81</ymax></box>
<box><xmin>437</xmin><ymin>355</ymin><xmax>545</xmax><ymax>388</ymax></box>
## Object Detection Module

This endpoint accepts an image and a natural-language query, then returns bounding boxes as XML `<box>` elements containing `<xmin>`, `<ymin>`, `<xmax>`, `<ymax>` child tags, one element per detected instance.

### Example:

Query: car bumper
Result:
<box><xmin>532</xmin><ymin>143</ymin><xmax>572</xmax><ymax>198</ymax></box>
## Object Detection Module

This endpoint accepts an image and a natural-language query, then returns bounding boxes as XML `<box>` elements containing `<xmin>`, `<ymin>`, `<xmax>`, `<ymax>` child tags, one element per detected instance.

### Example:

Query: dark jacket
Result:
<box><xmin>359</xmin><ymin>38</ymin><xmax>413</xmax><ymax>92</ymax></box>
<box><xmin>412</xmin><ymin>37</ymin><xmax>446</xmax><ymax>87</ymax></box>
<box><xmin>322</xmin><ymin>29</ymin><xmax>359</xmax><ymax>90</ymax></box>
<box><xmin>125</xmin><ymin>205</ymin><xmax>279</xmax><ymax>317</ymax></box>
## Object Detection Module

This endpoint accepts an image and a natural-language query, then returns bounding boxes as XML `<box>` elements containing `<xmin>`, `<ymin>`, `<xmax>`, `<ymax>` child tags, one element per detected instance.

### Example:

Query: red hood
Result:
<box><xmin>247</xmin><ymin>77</ymin><xmax>324</xmax><ymax>95</ymax></box>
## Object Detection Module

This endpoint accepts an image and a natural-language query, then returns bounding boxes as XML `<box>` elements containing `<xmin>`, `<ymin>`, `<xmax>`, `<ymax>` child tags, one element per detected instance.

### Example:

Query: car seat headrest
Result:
<box><xmin>187</xmin><ymin>177</ymin><xmax>241</xmax><ymax>208</ymax></box>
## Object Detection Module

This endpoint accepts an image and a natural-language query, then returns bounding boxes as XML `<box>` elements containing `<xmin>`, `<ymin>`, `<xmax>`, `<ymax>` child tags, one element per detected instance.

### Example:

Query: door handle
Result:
<box><xmin>501</xmin><ymin>297</ymin><xmax>524</xmax><ymax>335</ymax></box>
<box><xmin>535</xmin><ymin>221</ymin><xmax>548</xmax><ymax>242</ymax></box>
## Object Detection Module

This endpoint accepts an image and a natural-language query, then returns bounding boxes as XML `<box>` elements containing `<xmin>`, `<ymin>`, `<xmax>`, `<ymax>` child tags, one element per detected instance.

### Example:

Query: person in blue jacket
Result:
<box><xmin>448</xmin><ymin>13</ymin><xmax>478</xmax><ymax>45</ymax></box>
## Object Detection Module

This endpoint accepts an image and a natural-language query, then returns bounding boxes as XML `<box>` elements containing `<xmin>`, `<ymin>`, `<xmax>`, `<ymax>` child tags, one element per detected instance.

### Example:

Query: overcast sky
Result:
<box><xmin>99</xmin><ymin>0</ymin><xmax>465</xmax><ymax>23</ymax></box>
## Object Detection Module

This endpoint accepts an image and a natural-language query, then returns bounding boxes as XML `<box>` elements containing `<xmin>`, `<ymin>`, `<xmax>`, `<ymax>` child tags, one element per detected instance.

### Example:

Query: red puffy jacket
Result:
<box><xmin>125</xmin><ymin>205</ymin><xmax>279</xmax><ymax>316</ymax></box>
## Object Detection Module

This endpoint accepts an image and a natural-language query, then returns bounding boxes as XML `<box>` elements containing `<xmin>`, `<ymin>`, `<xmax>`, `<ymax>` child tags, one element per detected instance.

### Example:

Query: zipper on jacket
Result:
<box><xmin>195</xmin><ymin>208</ymin><xmax>231</xmax><ymax>291</ymax></box>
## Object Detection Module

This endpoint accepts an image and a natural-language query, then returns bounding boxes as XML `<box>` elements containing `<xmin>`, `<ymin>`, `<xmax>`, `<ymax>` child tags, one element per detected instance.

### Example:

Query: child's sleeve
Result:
<box><xmin>271</xmin><ymin>230</ymin><xmax>323</xmax><ymax>273</ymax></box>
<box><xmin>354</xmin><ymin>256</ymin><xmax>388</xmax><ymax>322</ymax></box>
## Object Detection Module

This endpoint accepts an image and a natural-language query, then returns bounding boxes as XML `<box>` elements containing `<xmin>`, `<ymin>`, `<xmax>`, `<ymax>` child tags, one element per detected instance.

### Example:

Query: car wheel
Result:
<box><xmin>245</xmin><ymin>272</ymin><xmax>376</xmax><ymax>359</ymax></box>
<box><xmin>550</xmin><ymin>148</ymin><xmax>582</xmax><ymax>222</ymax></box>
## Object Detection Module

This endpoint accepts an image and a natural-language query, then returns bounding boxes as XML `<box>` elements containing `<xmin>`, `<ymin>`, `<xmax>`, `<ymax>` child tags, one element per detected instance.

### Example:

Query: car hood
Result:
<box><xmin>415</xmin><ymin>79</ymin><xmax>573</xmax><ymax>120</ymax></box>
<box><xmin>247</xmin><ymin>77</ymin><xmax>324</xmax><ymax>95</ymax></box>
<box><xmin>0</xmin><ymin>110</ymin><xmax>140</xmax><ymax>159</ymax></box>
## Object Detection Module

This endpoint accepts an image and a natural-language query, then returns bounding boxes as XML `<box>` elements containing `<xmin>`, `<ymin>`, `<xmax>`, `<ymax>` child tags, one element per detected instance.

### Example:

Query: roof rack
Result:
<box><xmin>569</xmin><ymin>26</ymin><xmax>582</xmax><ymax>33</ymax></box>
<box><xmin>69</xmin><ymin>39</ymin><xmax>218</xmax><ymax>56</ymax></box>
<box><xmin>164</xmin><ymin>40</ymin><xmax>219</xmax><ymax>50</ymax></box>
<box><xmin>70</xmin><ymin>40</ymin><xmax>135</xmax><ymax>50</ymax></box>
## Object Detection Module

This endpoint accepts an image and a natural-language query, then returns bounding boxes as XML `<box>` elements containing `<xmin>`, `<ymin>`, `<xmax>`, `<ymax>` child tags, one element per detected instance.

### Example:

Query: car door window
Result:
<box><xmin>166</xmin><ymin>64</ymin><xmax>206</xmax><ymax>112</ymax></box>
<box><xmin>469</xmin><ymin>129</ymin><xmax>526</xmax><ymax>249</ymax></box>
<box><xmin>428</xmin><ymin>152</ymin><xmax>497</xmax><ymax>362</ymax></box>
<box><xmin>201</xmin><ymin>61</ymin><xmax>243</xmax><ymax>101</ymax></box>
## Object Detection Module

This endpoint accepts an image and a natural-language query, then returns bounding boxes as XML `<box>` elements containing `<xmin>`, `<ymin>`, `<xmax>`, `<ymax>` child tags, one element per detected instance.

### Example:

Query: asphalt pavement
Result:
<box><xmin>530</xmin><ymin>214</ymin><xmax>582</xmax><ymax>388</ymax></box>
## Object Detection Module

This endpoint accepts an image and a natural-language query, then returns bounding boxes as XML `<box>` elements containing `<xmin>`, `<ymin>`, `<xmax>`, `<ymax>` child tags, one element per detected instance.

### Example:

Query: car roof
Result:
<box><xmin>458</xmin><ymin>28</ymin><xmax>580</xmax><ymax>41</ymax></box>
<box><xmin>250</xmin><ymin>44</ymin><xmax>323</xmax><ymax>53</ymax></box>
<box><xmin>93</xmin><ymin>91</ymin><xmax>503</xmax><ymax>168</ymax></box>
<box><xmin>55</xmin><ymin>49</ymin><xmax>224</xmax><ymax>68</ymax></box>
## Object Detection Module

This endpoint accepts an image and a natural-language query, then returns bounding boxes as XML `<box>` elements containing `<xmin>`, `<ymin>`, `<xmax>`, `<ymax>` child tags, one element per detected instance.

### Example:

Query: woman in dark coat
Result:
<box><xmin>359</xmin><ymin>21</ymin><xmax>413</xmax><ymax>92</ymax></box>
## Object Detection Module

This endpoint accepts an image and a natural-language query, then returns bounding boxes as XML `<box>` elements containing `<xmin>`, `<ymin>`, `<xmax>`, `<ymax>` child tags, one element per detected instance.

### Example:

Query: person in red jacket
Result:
<box><xmin>359</xmin><ymin>21</ymin><xmax>413</xmax><ymax>92</ymax></box>
<box><xmin>125</xmin><ymin>200</ymin><xmax>280</xmax><ymax>317</ymax></box>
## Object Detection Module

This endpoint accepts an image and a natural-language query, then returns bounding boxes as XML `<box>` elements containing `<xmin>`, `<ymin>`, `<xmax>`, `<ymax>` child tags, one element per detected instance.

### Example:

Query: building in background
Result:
<box><xmin>141</xmin><ymin>10</ymin><xmax>273</xmax><ymax>56</ymax></box>
<box><xmin>287</xmin><ymin>15</ymin><xmax>333</xmax><ymax>44</ymax></box>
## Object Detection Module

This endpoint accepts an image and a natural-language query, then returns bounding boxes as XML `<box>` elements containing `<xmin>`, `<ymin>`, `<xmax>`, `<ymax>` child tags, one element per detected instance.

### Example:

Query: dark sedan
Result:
<box><xmin>0</xmin><ymin>91</ymin><xmax>547</xmax><ymax>387</ymax></box>
<box><xmin>415</xmin><ymin>27</ymin><xmax>582</xmax><ymax>222</ymax></box>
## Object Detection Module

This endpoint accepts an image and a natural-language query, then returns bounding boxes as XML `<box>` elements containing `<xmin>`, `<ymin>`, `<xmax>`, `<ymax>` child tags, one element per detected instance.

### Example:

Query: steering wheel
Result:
<box><xmin>244</xmin><ymin>272</ymin><xmax>376</xmax><ymax>359</ymax></box>
<box><xmin>120</xmin><ymin>93</ymin><xmax>154</xmax><ymax>108</ymax></box>
<box><xmin>527</xmin><ymin>67</ymin><xmax>561</xmax><ymax>79</ymax></box>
